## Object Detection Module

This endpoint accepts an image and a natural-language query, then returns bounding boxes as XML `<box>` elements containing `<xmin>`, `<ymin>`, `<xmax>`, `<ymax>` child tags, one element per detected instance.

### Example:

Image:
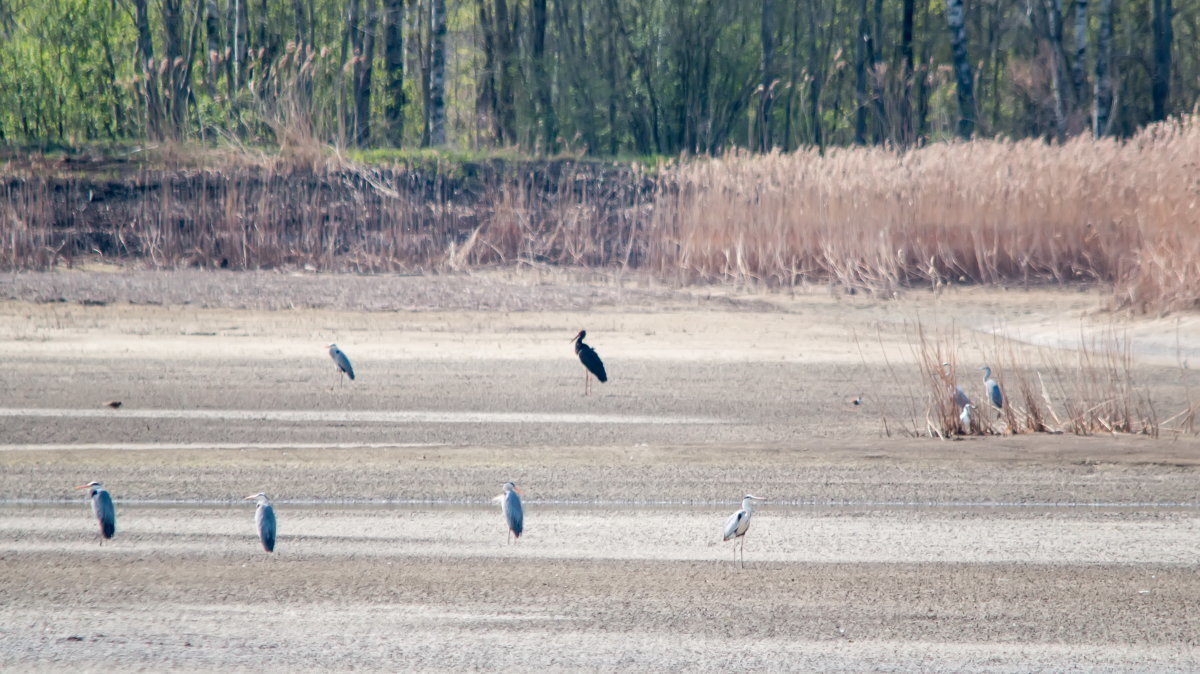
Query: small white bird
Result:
<box><xmin>722</xmin><ymin>495</ymin><xmax>766</xmax><ymax>568</ymax></box>
<box><xmin>960</xmin><ymin>403</ymin><xmax>976</xmax><ymax>431</ymax></box>
<box><xmin>501</xmin><ymin>482</ymin><xmax>523</xmax><ymax>543</ymax></box>
<box><xmin>326</xmin><ymin>344</ymin><xmax>355</xmax><ymax>383</ymax></box>
<box><xmin>243</xmin><ymin>492</ymin><xmax>276</xmax><ymax>553</ymax></box>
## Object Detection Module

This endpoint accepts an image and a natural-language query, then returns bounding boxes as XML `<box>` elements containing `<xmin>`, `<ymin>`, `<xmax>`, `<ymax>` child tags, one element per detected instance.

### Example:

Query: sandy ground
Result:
<box><xmin>1</xmin><ymin>270</ymin><xmax>1199</xmax><ymax>672</ymax></box>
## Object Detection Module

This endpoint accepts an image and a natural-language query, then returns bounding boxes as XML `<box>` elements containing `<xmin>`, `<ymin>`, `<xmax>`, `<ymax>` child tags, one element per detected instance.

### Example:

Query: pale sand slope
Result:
<box><xmin>1</xmin><ymin>271</ymin><xmax>1198</xmax><ymax>671</ymax></box>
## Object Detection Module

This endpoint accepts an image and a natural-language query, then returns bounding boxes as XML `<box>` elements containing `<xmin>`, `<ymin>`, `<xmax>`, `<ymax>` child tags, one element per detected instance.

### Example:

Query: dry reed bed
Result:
<box><xmin>0</xmin><ymin>160</ymin><xmax>651</xmax><ymax>273</ymax></box>
<box><xmin>885</xmin><ymin>324</ymin><xmax>1166</xmax><ymax>439</ymax></box>
<box><xmin>2</xmin><ymin>118</ymin><xmax>1199</xmax><ymax>313</ymax></box>
<box><xmin>649</xmin><ymin>118</ymin><xmax>1200</xmax><ymax>313</ymax></box>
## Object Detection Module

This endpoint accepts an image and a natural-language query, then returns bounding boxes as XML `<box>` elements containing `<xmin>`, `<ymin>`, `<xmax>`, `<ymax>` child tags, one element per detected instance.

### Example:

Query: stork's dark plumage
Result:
<box><xmin>572</xmin><ymin>330</ymin><xmax>607</xmax><ymax>395</ymax></box>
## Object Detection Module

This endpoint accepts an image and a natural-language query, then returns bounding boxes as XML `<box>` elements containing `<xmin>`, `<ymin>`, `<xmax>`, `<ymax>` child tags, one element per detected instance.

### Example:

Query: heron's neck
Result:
<box><xmin>742</xmin><ymin>499</ymin><xmax>755</xmax><ymax>512</ymax></box>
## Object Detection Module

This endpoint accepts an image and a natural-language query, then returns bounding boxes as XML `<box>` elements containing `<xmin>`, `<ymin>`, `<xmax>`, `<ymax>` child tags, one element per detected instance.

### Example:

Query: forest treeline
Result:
<box><xmin>0</xmin><ymin>0</ymin><xmax>1193</xmax><ymax>155</ymax></box>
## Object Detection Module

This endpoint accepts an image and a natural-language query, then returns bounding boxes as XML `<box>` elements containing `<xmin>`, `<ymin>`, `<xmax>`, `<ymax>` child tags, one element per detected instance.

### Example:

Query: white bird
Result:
<box><xmin>960</xmin><ymin>403</ymin><xmax>976</xmax><ymax>431</ymax></box>
<box><xmin>75</xmin><ymin>481</ymin><xmax>115</xmax><ymax>544</ymax></box>
<box><xmin>243</xmin><ymin>492</ymin><xmax>276</xmax><ymax>552</ymax></box>
<box><xmin>722</xmin><ymin>495</ymin><xmax>766</xmax><ymax>568</ymax></box>
<box><xmin>501</xmin><ymin>482</ymin><xmax>523</xmax><ymax>543</ymax></box>
<box><xmin>326</xmin><ymin>344</ymin><xmax>355</xmax><ymax>383</ymax></box>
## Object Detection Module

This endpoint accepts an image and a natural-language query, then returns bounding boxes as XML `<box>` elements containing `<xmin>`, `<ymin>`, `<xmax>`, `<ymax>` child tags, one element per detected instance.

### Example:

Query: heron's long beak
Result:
<box><xmin>74</xmin><ymin>484</ymin><xmax>91</xmax><ymax>490</ymax></box>
<box><xmin>515</xmin><ymin>486</ymin><xmax>523</xmax><ymax>495</ymax></box>
<box><xmin>748</xmin><ymin>495</ymin><xmax>766</xmax><ymax>501</ymax></box>
<box><xmin>242</xmin><ymin>495</ymin><xmax>258</xmax><ymax>501</ymax></box>
<box><xmin>569</xmin><ymin>331</ymin><xmax>582</xmax><ymax>342</ymax></box>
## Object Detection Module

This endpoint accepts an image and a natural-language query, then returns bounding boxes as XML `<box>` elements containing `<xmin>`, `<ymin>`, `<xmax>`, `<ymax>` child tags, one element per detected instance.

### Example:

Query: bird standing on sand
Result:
<box><xmin>327</xmin><ymin>344</ymin><xmax>355</xmax><ymax>383</ymax></box>
<box><xmin>243</xmin><ymin>492</ymin><xmax>277</xmax><ymax>553</ymax></box>
<box><xmin>981</xmin><ymin>365</ymin><xmax>1004</xmax><ymax>410</ymax></box>
<box><xmin>723</xmin><ymin>495</ymin><xmax>766</xmax><ymax>568</ymax></box>
<box><xmin>75</xmin><ymin>481</ymin><xmax>116</xmax><ymax>544</ymax></box>
<box><xmin>501</xmin><ymin>482</ymin><xmax>524</xmax><ymax>543</ymax></box>
<box><xmin>572</xmin><ymin>330</ymin><xmax>607</xmax><ymax>395</ymax></box>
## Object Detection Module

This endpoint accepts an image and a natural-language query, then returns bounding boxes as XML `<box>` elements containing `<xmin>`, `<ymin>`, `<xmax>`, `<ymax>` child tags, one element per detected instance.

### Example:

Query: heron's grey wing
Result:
<box><xmin>334</xmin><ymin>350</ymin><xmax>355</xmax><ymax>380</ymax></box>
<box><xmin>257</xmin><ymin>504</ymin><xmax>277</xmax><ymax>552</ymax></box>
<box><xmin>723</xmin><ymin>510</ymin><xmax>745</xmax><ymax>541</ymax></box>
<box><xmin>96</xmin><ymin>491</ymin><xmax>116</xmax><ymax>539</ymax></box>
<box><xmin>504</xmin><ymin>491</ymin><xmax>523</xmax><ymax>537</ymax></box>
<box><xmin>988</xmin><ymin>381</ymin><xmax>1003</xmax><ymax>408</ymax></box>
<box><xmin>953</xmin><ymin>386</ymin><xmax>971</xmax><ymax>408</ymax></box>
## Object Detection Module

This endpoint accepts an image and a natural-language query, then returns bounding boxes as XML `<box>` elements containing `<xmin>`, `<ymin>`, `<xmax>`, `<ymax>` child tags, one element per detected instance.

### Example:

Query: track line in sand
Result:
<box><xmin>0</xmin><ymin>407</ymin><xmax>725</xmax><ymax>426</ymax></box>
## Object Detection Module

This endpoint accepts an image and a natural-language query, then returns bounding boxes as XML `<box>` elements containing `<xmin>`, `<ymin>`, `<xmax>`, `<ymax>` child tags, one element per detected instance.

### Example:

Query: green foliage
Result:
<box><xmin>0</xmin><ymin>0</ymin><xmax>1195</xmax><ymax>154</ymax></box>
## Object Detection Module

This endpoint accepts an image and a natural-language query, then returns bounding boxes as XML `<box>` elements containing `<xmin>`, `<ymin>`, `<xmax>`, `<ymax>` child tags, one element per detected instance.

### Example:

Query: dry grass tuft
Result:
<box><xmin>901</xmin><ymin>321</ymin><xmax>1163</xmax><ymax>438</ymax></box>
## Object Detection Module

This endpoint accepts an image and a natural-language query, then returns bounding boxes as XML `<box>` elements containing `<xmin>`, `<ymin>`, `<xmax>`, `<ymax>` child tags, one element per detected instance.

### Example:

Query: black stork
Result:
<box><xmin>571</xmin><ymin>330</ymin><xmax>607</xmax><ymax>395</ymax></box>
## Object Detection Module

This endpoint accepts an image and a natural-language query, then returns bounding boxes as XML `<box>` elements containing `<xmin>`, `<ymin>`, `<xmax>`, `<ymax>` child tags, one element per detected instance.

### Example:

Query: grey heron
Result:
<box><xmin>501</xmin><ymin>482</ymin><xmax>523</xmax><ymax>543</ymax></box>
<box><xmin>959</xmin><ymin>403</ymin><xmax>976</xmax><ymax>431</ymax></box>
<box><xmin>723</xmin><ymin>495</ymin><xmax>766</xmax><ymax>568</ymax></box>
<box><xmin>981</xmin><ymin>366</ymin><xmax>1004</xmax><ymax>410</ymax></box>
<box><xmin>571</xmin><ymin>331</ymin><xmax>607</xmax><ymax>395</ymax></box>
<box><xmin>326</xmin><ymin>343</ymin><xmax>355</xmax><ymax>383</ymax></box>
<box><xmin>942</xmin><ymin>362</ymin><xmax>972</xmax><ymax>409</ymax></box>
<box><xmin>243</xmin><ymin>492</ymin><xmax>276</xmax><ymax>553</ymax></box>
<box><xmin>75</xmin><ymin>481</ymin><xmax>115</xmax><ymax>543</ymax></box>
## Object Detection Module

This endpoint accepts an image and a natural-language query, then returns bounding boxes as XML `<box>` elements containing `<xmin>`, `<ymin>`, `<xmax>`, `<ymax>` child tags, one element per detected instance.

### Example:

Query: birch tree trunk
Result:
<box><xmin>230</xmin><ymin>0</ymin><xmax>249</xmax><ymax>88</ymax></box>
<box><xmin>1151</xmin><ymin>0</ymin><xmax>1173</xmax><ymax>120</ymax></box>
<box><xmin>1038</xmin><ymin>0</ymin><xmax>1069</xmax><ymax>139</ymax></box>
<box><xmin>492</xmin><ymin>0</ymin><xmax>515</xmax><ymax>144</ymax></box>
<box><xmin>530</xmin><ymin>0</ymin><xmax>555</xmax><ymax>151</ymax></box>
<box><xmin>854</xmin><ymin>0</ymin><xmax>869</xmax><ymax>144</ymax></box>
<box><xmin>134</xmin><ymin>0</ymin><xmax>162</xmax><ymax>140</ymax></box>
<box><xmin>807</xmin><ymin>0</ymin><xmax>824</xmax><ymax>149</ymax></box>
<box><xmin>162</xmin><ymin>0</ymin><xmax>185</xmax><ymax>138</ymax></box>
<box><xmin>428</xmin><ymin>0</ymin><xmax>447</xmax><ymax>146</ymax></box>
<box><xmin>352</xmin><ymin>0</ymin><xmax>377</xmax><ymax>146</ymax></box>
<box><xmin>758</xmin><ymin>0</ymin><xmax>775</xmax><ymax>151</ymax></box>
<box><xmin>382</xmin><ymin>0</ymin><xmax>405</xmax><ymax>146</ymax></box>
<box><xmin>204</xmin><ymin>0</ymin><xmax>222</xmax><ymax>98</ymax></box>
<box><xmin>945</xmin><ymin>0</ymin><xmax>976</xmax><ymax>139</ymax></box>
<box><xmin>1070</xmin><ymin>0</ymin><xmax>1088</xmax><ymax>104</ymax></box>
<box><xmin>899</xmin><ymin>0</ymin><xmax>915</xmax><ymax>145</ymax></box>
<box><xmin>1093</xmin><ymin>0</ymin><xmax>1113</xmax><ymax>137</ymax></box>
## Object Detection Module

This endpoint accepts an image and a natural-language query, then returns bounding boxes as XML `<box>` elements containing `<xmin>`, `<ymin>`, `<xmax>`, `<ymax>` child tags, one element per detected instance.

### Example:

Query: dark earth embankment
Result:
<box><xmin>2</xmin><ymin>157</ymin><xmax>654</xmax><ymax>272</ymax></box>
